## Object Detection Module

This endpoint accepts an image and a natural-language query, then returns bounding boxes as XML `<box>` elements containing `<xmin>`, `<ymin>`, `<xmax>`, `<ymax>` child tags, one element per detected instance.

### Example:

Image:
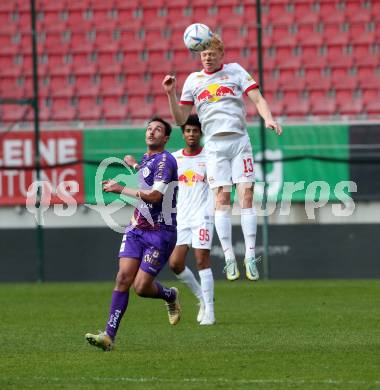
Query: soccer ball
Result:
<box><xmin>183</xmin><ymin>23</ymin><xmax>213</xmax><ymax>52</ymax></box>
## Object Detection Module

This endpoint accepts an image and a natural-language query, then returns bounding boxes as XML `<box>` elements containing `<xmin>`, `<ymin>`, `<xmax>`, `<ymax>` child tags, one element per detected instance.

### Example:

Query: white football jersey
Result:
<box><xmin>180</xmin><ymin>63</ymin><xmax>259</xmax><ymax>143</ymax></box>
<box><xmin>172</xmin><ymin>148</ymin><xmax>214</xmax><ymax>229</ymax></box>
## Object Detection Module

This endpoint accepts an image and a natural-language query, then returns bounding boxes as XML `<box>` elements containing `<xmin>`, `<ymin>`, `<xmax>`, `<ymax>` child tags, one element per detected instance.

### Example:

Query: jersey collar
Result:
<box><xmin>203</xmin><ymin>64</ymin><xmax>224</xmax><ymax>75</ymax></box>
<box><xmin>182</xmin><ymin>147</ymin><xmax>203</xmax><ymax>156</ymax></box>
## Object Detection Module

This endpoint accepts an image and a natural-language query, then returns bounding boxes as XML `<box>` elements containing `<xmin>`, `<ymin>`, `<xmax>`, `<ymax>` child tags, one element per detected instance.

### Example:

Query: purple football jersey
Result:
<box><xmin>131</xmin><ymin>150</ymin><xmax>178</xmax><ymax>230</ymax></box>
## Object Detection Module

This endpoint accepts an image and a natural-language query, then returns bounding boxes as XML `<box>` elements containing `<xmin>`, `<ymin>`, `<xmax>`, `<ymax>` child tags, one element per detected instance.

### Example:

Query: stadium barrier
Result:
<box><xmin>1</xmin><ymin>123</ymin><xmax>380</xmax><ymax>205</ymax></box>
<box><xmin>1</xmin><ymin>224</ymin><xmax>380</xmax><ymax>282</ymax></box>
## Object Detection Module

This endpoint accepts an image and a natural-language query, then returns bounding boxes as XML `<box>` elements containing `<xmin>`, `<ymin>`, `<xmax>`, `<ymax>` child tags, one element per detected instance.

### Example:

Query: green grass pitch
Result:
<box><xmin>0</xmin><ymin>280</ymin><xmax>379</xmax><ymax>389</ymax></box>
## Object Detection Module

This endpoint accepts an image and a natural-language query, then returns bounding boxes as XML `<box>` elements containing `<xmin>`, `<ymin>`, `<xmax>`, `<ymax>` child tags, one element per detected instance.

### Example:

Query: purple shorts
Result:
<box><xmin>118</xmin><ymin>228</ymin><xmax>177</xmax><ymax>276</ymax></box>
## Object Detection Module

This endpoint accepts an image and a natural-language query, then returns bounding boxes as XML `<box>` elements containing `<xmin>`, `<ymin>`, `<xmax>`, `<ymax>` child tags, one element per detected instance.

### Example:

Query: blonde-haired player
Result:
<box><xmin>170</xmin><ymin>114</ymin><xmax>215</xmax><ymax>325</ymax></box>
<box><xmin>163</xmin><ymin>34</ymin><xmax>282</xmax><ymax>281</ymax></box>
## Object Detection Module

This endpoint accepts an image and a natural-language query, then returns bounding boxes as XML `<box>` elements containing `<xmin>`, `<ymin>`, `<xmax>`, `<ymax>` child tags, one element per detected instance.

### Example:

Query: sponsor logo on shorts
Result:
<box><xmin>143</xmin><ymin>253</ymin><xmax>160</xmax><ymax>266</ymax></box>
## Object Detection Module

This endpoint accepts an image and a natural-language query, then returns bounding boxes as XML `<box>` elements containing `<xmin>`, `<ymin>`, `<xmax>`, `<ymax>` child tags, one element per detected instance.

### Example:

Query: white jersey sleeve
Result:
<box><xmin>233</xmin><ymin>63</ymin><xmax>259</xmax><ymax>94</ymax></box>
<box><xmin>180</xmin><ymin>73</ymin><xmax>196</xmax><ymax>105</ymax></box>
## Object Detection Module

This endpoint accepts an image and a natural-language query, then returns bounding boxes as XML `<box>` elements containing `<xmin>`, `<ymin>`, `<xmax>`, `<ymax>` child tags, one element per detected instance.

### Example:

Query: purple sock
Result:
<box><xmin>154</xmin><ymin>282</ymin><xmax>176</xmax><ymax>303</ymax></box>
<box><xmin>105</xmin><ymin>290</ymin><xmax>129</xmax><ymax>340</ymax></box>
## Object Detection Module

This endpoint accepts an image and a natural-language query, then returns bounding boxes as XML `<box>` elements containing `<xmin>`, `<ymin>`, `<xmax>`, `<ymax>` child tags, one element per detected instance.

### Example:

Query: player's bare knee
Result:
<box><xmin>133</xmin><ymin>279</ymin><xmax>149</xmax><ymax>297</ymax></box>
<box><xmin>195</xmin><ymin>250</ymin><xmax>211</xmax><ymax>270</ymax></box>
<box><xmin>215</xmin><ymin>186</ymin><xmax>231</xmax><ymax>209</ymax></box>
<box><xmin>169</xmin><ymin>259</ymin><xmax>185</xmax><ymax>274</ymax></box>
<box><xmin>196</xmin><ymin>258</ymin><xmax>211</xmax><ymax>270</ymax></box>
<box><xmin>115</xmin><ymin>270</ymin><xmax>133</xmax><ymax>290</ymax></box>
<box><xmin>238</xmin><ymin>183</ymin><xmax>253</xmax><ymax>208</ymax></box>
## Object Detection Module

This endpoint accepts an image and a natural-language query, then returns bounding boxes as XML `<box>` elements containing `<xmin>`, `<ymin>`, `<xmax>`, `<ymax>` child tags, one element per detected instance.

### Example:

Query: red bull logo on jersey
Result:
<box><xmin>197</xmin><ymin>83</ymin><xmax>235</xmax><ymax>103</ymax></box>
<box><xmin>178</xmin><ymin>170</ymin><xmax>205</xmax><ymax>187</ymax></box>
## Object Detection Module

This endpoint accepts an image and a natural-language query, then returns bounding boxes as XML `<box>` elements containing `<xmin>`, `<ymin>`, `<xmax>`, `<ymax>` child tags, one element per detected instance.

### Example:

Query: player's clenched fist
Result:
<box><xmin>124</xmin><ymin>155</ymin><xmax>137</xmax><ymax>169</ymax></box>
<box><xmin>162</xmin><ymin>75</ymin><xmax>176</xmax><ymax>93</ymax></box>
<box><xmin>102</xmin><ymin>179</ymin><xmax>123</xmax><ymax>193</ymax></box>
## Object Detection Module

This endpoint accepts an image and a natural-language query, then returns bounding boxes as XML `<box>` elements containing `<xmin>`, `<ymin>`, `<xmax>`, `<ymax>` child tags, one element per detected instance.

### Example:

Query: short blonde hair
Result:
<box><xmin>207</xmin><ymin>34</ymin><xmax>224</xmax><ymax>53</ymax></box>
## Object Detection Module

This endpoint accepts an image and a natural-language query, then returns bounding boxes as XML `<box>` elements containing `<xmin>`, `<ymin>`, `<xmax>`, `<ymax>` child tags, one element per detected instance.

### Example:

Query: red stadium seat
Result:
<box><xmin>294</xmin><ymin>2</ymin><xmax>318</xmax><ymax>23</ymax></box>
<box><xmin>78</xmin><ymin>101</ymin><xmax>103</xmax><ymax>121</ymax></box>
<box><xmin>296</xmin><ymin>23</ymin><xmax>316</xmax><ymax>38</ymax></box>
<box><xmin>371</xmin><ymin>2</ymin><xmax>380</xmax><ymax>21</ymax></box>
<box><xmin>279</xmin><ymin>74</ymin><xmax>306</xmax><ymax>92</ymax></box>
<box><xmin>153</xmin><ymin>100</ymin><xmax>172</xmax><ymax>121</ymax></box>
<box><xmin>188</xmin><ymin>0</ymin><xmax>212</xmax><ymax>5</ymax></box>
<box><xmin>358</xmin><ymin>74</ymin><xmax>380</xmax><ymax>91</ymax></box>
<box><xmin>365</xmin><ymin>100</ymin><xmax>380</xmax><ymax>115</ymax></box>
<box><xmin>0</xmin><ymin>1</ymin><xmax>16</xmax><ymax>12</ymax></box>
<box><xmin>49</xmin><ymin>75</ymin><xmax>71</xmax><ymax>91</ymax></box>
<box><xmin>278</xmin><ymin>56</ymin><xmax>302</xmax><ymax>71</ymax></box>
<box><xmin>351</xmin><ymin>31</ymin><xmax>376</xmax><ymax>46</ymax></box>
<box><xmin>77</xmin><ymin>83</ymin><xmax>101</xmax><ymax>99</ymax></box>
<box><xmin>0</xmin><ymin>82</ymin><xmax>25</xmax><ymax>99</ymax></box>
<box><xmin>128</xmin><ymin>96</ymin><xmax>154</xmax><ymax>119</ymax></box>
<box><xmin>264</xmin><ymin>77</ymin><xmax>279</xmax><ymax>94</ymax></box>
<box><xmin>326</xmin><ymin>31</ymin><xmax>350</xmax><ymax>47</ymax></box>
<box><xmin>125</xmin><ymin>79</ymin><xmax>151</xmax><ymax>97</ymax></box>
<box><xmin>166</xmin><ymin>0</ymin><xmax>189</xmax><ymax>5</ymax></box>
<box><xmin>1</xmin><ymin>105</ymin><xmax>31</xmax><ymax>124</ymax></box>
<box><xmin>66</xmin><ymin>14</ymin><xmax>93</xmax><ymax>32</ymax></box>
<box><xmin>51</xmin><ymin>102</ymin><xmax>77</xmax><ymax>122</ymax></box>
<box><xmin>50</xmin><ymin>85</ymin><xmax>76</xmax><ymax>99</ymax></box>
<box><xmin>339</xmin><ymin>98</ymin><xmax>363</xmax><ymax>116</ymax></box>
<box><xmin>97</xmin><ymin>42</ymin><xmax>120</xmax><ymax>64</ymax></box>
<box><xmin>319</xmin><ymin>2</ymin><xmax>345</xmax><ymax>24</ymax></box>
<box><xmin>310</xmin><ymin>96</ymin><xmax>336</xmax><ymax>116</ymax></box>
<box><xmin>216</xmin><ymin>12</ymin><xmax>243</xmax><ymax>29</ymax></box>
<box><xmin>38</xmin><ymin>104</ymin><xmax>51</xmax><ymax>122</ymax></box>
<box><xmin>103</xmin><ymin>103</ymin><xmax>128</xmax><ymax>122</ymax></box>
<box><xmin>362</xmin><ymin>89</ymin><xmax>379</xmax><ymax>105</ymax></box>
<box><xmin>266</xmin><ymin>99</ymin><xmax>284</xmax><ymax>117</ymax></box>
<box><xmin>113</xmin><ymin>0</ymin><xmax>140</xmax><ymax>9</ymax></box>
<box><xmin>286</xmin><ymin>97</ymin><xmax>310</xmax><ymax>117</ymax></box>
<box><xmin>331</xmin><ymin>74</ymin><xmax>357</xmax><ymax>91</ymax></box>
<box><xmin>269</xmin><ymin>10</ymin><xmax>294</xmax><ymax>27</ymax></box>
<box><xmin>215</xmin><ymin>0</ymin><xmax>242</xmax><ymax>6</ymax></box>
<box><xmin>39</xmin><ymin>10</ymin><xmax>64</xmax><ymax>27</ymax></box>
<box><xmin>140</xmin><ymin>0</ymin><xmax>165</xmax><ymax>7</ymax></box>
<box><xmin>306</xmin><ymin>75</ymin><xmax>331</xmax><ymax>91</ymax></box>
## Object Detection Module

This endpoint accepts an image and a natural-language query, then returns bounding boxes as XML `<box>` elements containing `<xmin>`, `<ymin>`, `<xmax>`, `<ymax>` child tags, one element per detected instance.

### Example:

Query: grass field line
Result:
<box><xmin>7</xmin><ymin>377</ymin><xmax>379</xmax><ymax>386</ymax></box>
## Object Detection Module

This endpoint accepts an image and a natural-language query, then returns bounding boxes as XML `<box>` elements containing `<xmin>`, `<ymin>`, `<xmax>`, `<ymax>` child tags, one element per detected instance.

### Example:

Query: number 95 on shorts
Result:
<box><xmin>176</xmin><ymin>223</ymin><xmax>214</xmax><ymax>250</ymax></box>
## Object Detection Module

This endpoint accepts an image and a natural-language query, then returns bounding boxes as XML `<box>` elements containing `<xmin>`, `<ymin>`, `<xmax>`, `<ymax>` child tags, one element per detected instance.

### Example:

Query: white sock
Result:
<box><xmin>176</xmin><ymin>266</ymin><xmax>203</xmax><ymax>301</ymax></box>
<box><xmin>198</xmin><ymin>268</ymin><xmax>214</xmax><ymax>318</ymax></box>
<box><xmin>241</xmin><ymin>207</ymin><xmax>257</xmax><ymax>259</ymax></box>
<box><xmin>215</xmin><ymin>209</ymin><xmax>235</xmax><ymax>261</ymax></box>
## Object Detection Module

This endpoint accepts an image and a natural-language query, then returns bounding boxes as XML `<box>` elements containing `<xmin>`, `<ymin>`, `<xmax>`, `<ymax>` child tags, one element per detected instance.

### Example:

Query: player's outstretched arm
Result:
<box><xmin>162</xmin><ymin>75</ymin><xmax>192</xmax><ymax>126</ymax></box>
<box><xmin>247</xmin><ymin>89</ymin><xmax>282</xmax><ymax>135</ymax></box>
<box><xmin>102</xmin><ymin>180</ymin><xmax>163</xmax><ymax>203</ymax></box>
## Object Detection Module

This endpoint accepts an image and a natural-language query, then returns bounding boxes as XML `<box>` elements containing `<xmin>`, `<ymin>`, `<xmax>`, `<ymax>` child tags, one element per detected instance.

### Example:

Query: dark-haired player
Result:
<box><xmin>170</xmin><ymin>114</ymin><xmax>215</xmax><ymax>325</ymax></box>
<box><xmin>85</xmin><ymin>117</ymin><xmax>180</xmax><ymax>351</ymax></box>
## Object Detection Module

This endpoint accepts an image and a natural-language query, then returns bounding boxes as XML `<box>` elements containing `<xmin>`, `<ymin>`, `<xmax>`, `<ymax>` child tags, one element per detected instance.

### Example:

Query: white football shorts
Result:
<box><xmin>176</xmin><ymin>222</ymin><xmax>214</xmax><ymax>250</ymax></box>
<box><xmin>204</xmin><ymin>133</ymin><xmax>255</xmax><ymax>189</ymax></box>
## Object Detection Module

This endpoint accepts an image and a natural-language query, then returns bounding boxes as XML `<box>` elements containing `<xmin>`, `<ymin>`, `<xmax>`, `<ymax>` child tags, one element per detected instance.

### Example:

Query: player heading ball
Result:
<box><xmin>162</xmin><ymin>34</ymin><xmax>282</xmax><ymax>281</ymax></box>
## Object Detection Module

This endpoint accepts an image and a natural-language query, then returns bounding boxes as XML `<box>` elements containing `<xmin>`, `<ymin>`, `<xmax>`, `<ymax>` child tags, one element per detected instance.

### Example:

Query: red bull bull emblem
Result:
<box><xmin>197</xmin><ymin>83</ymin><xmax>235</xmax><ymax>103</ymax></box>
<box><xmin>178</xmin><ymin>170</ymin><xmax>205</xmax><ymax>186</ymax></box>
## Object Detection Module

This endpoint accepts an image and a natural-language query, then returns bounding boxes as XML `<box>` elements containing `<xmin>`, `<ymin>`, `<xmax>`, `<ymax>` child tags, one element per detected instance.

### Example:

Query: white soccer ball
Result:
<box><xmin>183</xmin><ymin>23</ymin><xmax>213</xmax><ymax>52</ymax></box>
